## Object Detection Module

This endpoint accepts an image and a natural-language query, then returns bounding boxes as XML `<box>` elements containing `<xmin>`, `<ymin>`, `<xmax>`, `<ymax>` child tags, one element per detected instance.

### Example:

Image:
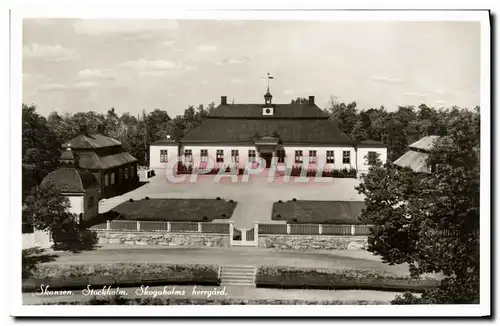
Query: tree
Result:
<box><xmin>23</xmin><ymin>182</ymin><xmax>98</xmax><ymax>251</ymax></box>
<box><xmin>356</xmin><ymin>108</ymin><xmax>480</xmax><ymax>304</ymax></box>
<box><xmin>327</xmin><ymin>97</ymin><xmax>358</xmax><ymax>136</ymax></box>
<box><xmin>291</xmin><ymin>97</ymin><xmax>309</xmax><ymax>105</ymax></box>
<box><xmin>22</xmin><ymin>104</ymin><xmax>61</xmax><ymax>199</ymax></box>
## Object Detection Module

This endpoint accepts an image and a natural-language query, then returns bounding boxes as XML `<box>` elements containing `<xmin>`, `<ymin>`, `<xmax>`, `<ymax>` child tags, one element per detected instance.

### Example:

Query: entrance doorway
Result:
<box><xmin>260</xmin><ymin>152</ymin><xmax>273</xmax><ymax>168</ymax></box>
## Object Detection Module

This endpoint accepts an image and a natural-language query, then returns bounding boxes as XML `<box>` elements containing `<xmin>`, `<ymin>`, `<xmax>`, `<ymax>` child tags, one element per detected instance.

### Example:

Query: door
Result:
<box><xmin>260</xmin><ymin>152</ymin><xmax>273</xmax><ymax>168</ymax></box>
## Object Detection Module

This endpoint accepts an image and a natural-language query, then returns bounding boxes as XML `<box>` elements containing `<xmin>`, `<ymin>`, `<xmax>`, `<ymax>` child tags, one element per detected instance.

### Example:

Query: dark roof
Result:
<box><xmin>151</xmin><ymin>138</ymin><xmax>177</xmax><ymax>145</ymax></box>
<box><xmin>208</xmin><ymin>103</ymin><xmax>330</xmax><ymax>119</ymax></box>
<box><xmin>358</xmin><ymin>139</ymin><xmax>387</xmax><ymax>147</ymax></box>
<box><xmin>77</xmin><ymin>151</ymin><xmax>138</xmax><ymax>170</ymax></box>
<box><xmin>393</xmin><ymin>150</ymin><xmax>429</xmax><ymax>173</ymax></box>
<box><xmin>409</xmin><ymin>135</ymin><xmax>439</xmax><ymax>152</ymax></box>
<box><xmin>41</xmin><ymin>168</ymin><xmax>99</xmax><ymax>194</ymax></box>
<box><xmin>181</xmin><ymin>118</ymin><xmax>355</xmax><ymax>145</ymax></box>
<box><xmin>64</xmin><ymin>133</ymin><xmax>122</xmax><ymax>149</ymax></box>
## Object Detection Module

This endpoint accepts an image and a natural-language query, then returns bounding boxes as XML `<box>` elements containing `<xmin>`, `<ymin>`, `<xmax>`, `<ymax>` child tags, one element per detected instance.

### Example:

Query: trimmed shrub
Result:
<box><xmin>128</xmin><ymin>198</ymin><xmax>134</xmax><ymax>202</ymax></box>
<box><xmin>256</xmin><ymin>266</ymin><xmax>440</xmax><ymax>292</ymax></box>
<box><xmin>278</xmin><ymin>200</ymin><xmax>283</xmax><ymax>203</ymax></box>
<box><xmin>23</xmin><ymin>263</ymin><xmax>219</xmax><ymax>292</ymax></box>
<box><xmin>144</xmin><ymin>197</ymin><xmax>150</xmax><ymax>200</ymax></box>
<box><xmin>292</xmin><ymin>198</ymin><xmax>297</xmax><ymax>202</ymax></box>
<box><xmin>216</xmin><ymin>197</ymin><xmax>221</xmax><ymax>200</ymax></box>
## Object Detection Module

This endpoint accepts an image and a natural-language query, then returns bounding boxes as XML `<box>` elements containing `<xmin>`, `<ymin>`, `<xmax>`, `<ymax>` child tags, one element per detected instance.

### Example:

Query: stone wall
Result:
<box><xmin>258</xmin><ymin>235</ymin><xmax>368</xmax><ymax>251</ymax></box>
<box><xmin>96</xmin><ymin>231</ymin><xmax>229</xmax><ymax>247</ymax></box>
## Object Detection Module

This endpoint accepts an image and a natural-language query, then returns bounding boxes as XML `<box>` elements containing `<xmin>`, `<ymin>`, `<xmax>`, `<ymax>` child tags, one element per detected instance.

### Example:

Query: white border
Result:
<box><xmin>8</xmin><ymin>5</ymin><xmax>491</xmax><ymax>318</ymax></box>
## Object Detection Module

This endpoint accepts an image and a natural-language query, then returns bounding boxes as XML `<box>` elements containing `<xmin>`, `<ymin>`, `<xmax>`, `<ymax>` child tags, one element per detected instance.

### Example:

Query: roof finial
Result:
<box><xmin>261</xmin><ymin>73</ymin><xmax>274</xmax><ymax>104</ymax></box>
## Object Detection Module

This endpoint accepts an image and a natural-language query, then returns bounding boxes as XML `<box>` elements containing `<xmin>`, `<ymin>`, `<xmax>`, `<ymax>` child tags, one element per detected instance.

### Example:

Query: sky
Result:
<box><xmin>22</xmin><ymin>19</ymin><xmax>481</xmax><ymax>117</ymax></box>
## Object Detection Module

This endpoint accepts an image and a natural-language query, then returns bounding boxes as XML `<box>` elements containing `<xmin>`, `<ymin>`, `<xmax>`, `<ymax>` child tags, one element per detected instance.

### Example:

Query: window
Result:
<box><xmin>295</xmin><ymin>150</ymin><xmax>303</xmax><ymax>163</ymax></box>
<box><xmin>231</xmin><ymin>150</ymin><xmax>239</xmax><ymax>163</ymax></box>
<box><xmin>111</xmin><ymin>172</ymin><xmax>115</xmax><ymax>185</ymax></box>
<box><xmin>216</xmin><ymin>150</ymin><xmax>224</xmax><ymax>163</ymax></box>
<box><xmin>326</xmin><ymin>150</ymin><xmax>334</xmax><ymax>164</ymax></box>
<box><xmin>184</xmin><ymin>149</ymin><xmax>193</xmax><ymax>163</ymax></box>
<box><xmin>309</xmin><ymin>150</ymin><xmax>317</xmax><ymax>163</ymax></box>
<box><xmin>277</xmin><ymin>150</ymin><xmax>285</xmax><ymax>163</ymax></box>
<box><xmin>342</xmin><ymin>150</ymin><xmax>351</xmax><ymax>164</ymax></box>
<box><xmin>87</xmin><ymin>196</ymin><xmax>94</xmax><ymax>209</ymax></box>
<box><xmin>366</xmin><ymin>151</ymin><xmax>378</xmax><ymax>166</ymax></box>
<box><xmin>124</xmin><ymin>167</ymin><xmax>129</xmax><ymax>179</ymax></box>
<box><xmin>248</xmin><ymin>150</ymin><xmax>256</xmax><ymax>162</ymax></box>
<box><xmin>104</xmin><ymin>174</ymin><xmax>108</xmax><ymax>187</ymax></box>
<box><xmin>200</xmin><ymin>149</ymin><xmax>208</xmax><ymax>162</ymax></box>
<box><xmin>160</xmin><ymin>149</ymin><xmax>168</xmax><ymax>163</ymax></box>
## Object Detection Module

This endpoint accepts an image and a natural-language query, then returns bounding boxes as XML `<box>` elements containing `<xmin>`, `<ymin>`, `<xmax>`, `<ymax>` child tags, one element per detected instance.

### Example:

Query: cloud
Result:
<box><xmin>435</xmin><ymin>100</ymin><xmax>446</xmax><ymax>105</ymax></box>
<box><xmin>197</xmin><ymin>44</ymin><xmax>218</xmax><ymax>52</ymax></box>
<box><xmin>201</xmin><ymin>80</ymin><xmax>210</xmax><ymax>84</ymax></box>
<box><xmin>371</xmin><ymin>76</ymin><xmax>403</xmax><ymax>84</ymax></box>
<box><xmin>37</xmin><ymin>83</ymin><xmax>68</xmax><ymax>92</ymax></box>
<box><xmin>73</xmin><ymin>81</ymin><xmax>100</xmax><ymax>89</ymax></box>
<box><xmin>120</xmin><ymin>59</ymin><xmax>178</xmax><ymax>70</ymax></box>
<box><xmin>73</xmin><ymin>19</ymin><xmax>179</xmax><ymax>37</ymax></box>
<box><xmin>216</xmin><ymin>58</ymin><xmax>246</xmax><ymax>65</ymax></box>
<box><xmin>404</xmin><ymin>92</ymin><xmax>429</xmax><ymax>98</ymax></box>
<box><xmin>230</xmin><ymin>79</ymin><xmax>245</xmax><ymax>84</ymax></box>
<box><xmin>159</xmin><ymin>40</ymin><xmax>176</xmax><ymax>47</ymax></box>
<box><xmin>23</xmin><ymin>43</ymin><xmax>78</xmax><ymax>62</ymax></box>
<box><xmin>283</xmin><ymin>89</ymin><xmax>294</xmax><ymax>95</ymax></box>
<box><xmin>77</xmin><ymin>68</ymin><xmax>115</xmax><ymax>80</ymax></box>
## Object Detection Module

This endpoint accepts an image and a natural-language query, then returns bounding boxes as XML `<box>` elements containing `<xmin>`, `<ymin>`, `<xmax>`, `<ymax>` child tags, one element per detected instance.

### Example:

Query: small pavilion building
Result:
<box><xmin>62</xmin><ymin>125</ymin><xmax>139</xmax><ymax>198</ymax></box>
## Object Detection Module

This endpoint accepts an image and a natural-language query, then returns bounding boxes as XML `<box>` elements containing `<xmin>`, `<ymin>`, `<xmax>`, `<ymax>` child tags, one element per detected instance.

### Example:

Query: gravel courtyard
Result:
<box><xmin>100</xmin><ymin>173</ymin><xmax>365</xmax><ymax>229</ymax></box>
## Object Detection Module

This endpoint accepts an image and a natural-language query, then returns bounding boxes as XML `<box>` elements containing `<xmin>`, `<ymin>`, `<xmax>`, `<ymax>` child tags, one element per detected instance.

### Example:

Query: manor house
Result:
<box><xmin>150</xmin><ymin>88</ymin><xmax>387</xmax><ymax>176</ymax></box>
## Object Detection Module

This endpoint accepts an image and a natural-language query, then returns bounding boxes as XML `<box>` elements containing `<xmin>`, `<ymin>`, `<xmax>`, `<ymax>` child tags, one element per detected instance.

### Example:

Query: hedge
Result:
<box><xmin>47</xmin><ymin>297</ymin><xmax>388</xmax><ymax>305</ymax></box>
<box><xmin>256</xmin><ymin>266</ymin><xmax>440</xmax><ymax>292</ymax></box>
<box><xmin>23</xmin><ymin>263</ymin><xmax>219</xmax><ymax>292</ymax></box>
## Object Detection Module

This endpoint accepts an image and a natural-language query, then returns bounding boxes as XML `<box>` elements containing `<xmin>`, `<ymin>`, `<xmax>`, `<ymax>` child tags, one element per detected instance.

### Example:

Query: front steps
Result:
<box><xmin>220</xmin><ymin>266</ymin><xmax>257</xmax><ymax>287</ymax></box>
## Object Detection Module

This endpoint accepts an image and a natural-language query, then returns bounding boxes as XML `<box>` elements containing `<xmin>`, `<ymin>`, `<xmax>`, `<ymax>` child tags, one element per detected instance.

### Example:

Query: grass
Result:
<box><xmin>272</xmin><ymin>200</ymin><xmax>366</xmax><ymax>224</ymax></box>
<box><xmin>22</xmin><ymin>263</ymin><xmax>219</xmax><ymax>292</ymax></box>
<box><xmin>106</xmin><ymin>198</ymin><xmax>237</xmax><ymax>222</ymax></box>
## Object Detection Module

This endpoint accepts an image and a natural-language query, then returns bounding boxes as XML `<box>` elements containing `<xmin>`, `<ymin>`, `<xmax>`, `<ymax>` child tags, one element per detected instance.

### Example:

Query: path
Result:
<box><xmin>23</xmin><ymin>285</ymin><xmax>400</xmax><ymax>305</ymax></box>
<box><xmin>40</xmin><ymin>245</ymin><xmax>411</xmax><ymax>275</ymax></box>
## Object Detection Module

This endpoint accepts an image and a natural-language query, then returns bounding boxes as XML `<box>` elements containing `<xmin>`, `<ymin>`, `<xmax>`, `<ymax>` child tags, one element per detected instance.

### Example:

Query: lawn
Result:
<box><xmin>272</xmin><ymin>200</ymin><xmax>366</xmax><ymax>224</ymax></box>
<box><xmin>105</xmin><ymin>198</ymin><xmax>237</xmax><ymax>222</ymax></box>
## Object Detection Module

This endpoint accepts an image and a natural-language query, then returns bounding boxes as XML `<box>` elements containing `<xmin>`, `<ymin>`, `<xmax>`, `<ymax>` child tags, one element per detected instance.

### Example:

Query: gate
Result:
<box><xmin>230</xmin><ymin>226</ymin><xmax>258</xmax><ymax>247</ymax></box>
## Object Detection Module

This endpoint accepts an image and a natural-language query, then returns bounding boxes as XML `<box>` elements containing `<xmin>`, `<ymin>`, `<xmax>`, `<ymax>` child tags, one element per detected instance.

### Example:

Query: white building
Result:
<box><xmin>149</xmin><ymin>89</ymin><xmax>387</xmax><ymax>176</ymax></box>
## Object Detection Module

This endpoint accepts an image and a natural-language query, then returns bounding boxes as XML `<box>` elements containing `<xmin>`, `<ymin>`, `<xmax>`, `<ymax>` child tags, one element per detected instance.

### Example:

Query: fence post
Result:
<box><xmin>229</xmin><ymin>221</ymin><xmax>234</xmax><ymax>246</ymax></box>
<box><xmin>351</xmin><ymin>224</ymin><xmax>355</xmax><ymax>236</ymax></box>
<box><xmin>198</xmin><ymin>222</ymin><xmax>202</xmax><ymax>233</ymax></box>
<box><xmin>167</xmin><ymin>221</ymin><xmax>171</xmax><ymax>232</ymax></box>
<box><xmin>286</xmin><ymin>224</ymin><xmax>291</xmax><ymax>235</ymax></box>
<box><xmin>254</xmin><ymin>222</ymin><xmax>259</xmax><ymax>245</ymax></box>
<box><xmin>318</xmin><ymin>224</ymin><xmax>323</xmax><ymax>235</ymax></box>
<box><xmin>137</xmin><ymin>221</ymin><xmax>141</xmax><ymax>231</ymax></box>
<box><xmin>106</xmin><ymin>220</ymin><xmax>110</xmax><ymax>230</ymax></box>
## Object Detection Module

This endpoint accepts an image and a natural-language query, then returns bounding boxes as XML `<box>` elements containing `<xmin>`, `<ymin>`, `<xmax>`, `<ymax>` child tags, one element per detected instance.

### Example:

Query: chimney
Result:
<box><xmin>79</xmin><ymin>124</ymin><xmax>88</xmax><ymax>135</ymax></box>
<box><xmin>308</xmin><ymin>96</ymin><xmax>315</xmax><ymax>105</ymax></box>
<box><xmin>221</xmin><ymin>96</ymin><xmax>227</xmax><ymax>105</ymax></box>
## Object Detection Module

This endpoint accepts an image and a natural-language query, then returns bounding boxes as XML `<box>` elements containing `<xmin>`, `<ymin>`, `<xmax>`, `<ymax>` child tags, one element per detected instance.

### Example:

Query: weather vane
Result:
<box><xmin>261</xmin><ymin>72</ymin><xmax>275</xmax><ymax>90</ymax></box>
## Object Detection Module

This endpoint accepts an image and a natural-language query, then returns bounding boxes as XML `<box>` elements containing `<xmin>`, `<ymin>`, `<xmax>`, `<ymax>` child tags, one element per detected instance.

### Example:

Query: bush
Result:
<box><xmin>128</xmin><ymin>198</ymin><xmax>134</xmax><ymax>202</ymax></box>
<box><xmin>256</xmin><ymin>266</ymin><xmax>440</xmax><ymax>292</ymax></box>
<box><xmin>202</xmin><ymin>216</ymin><xmax>208</xmax><ymax>222</ymax></box>
<box><xmin>292</xmin><ymin>198</ymin><xmax>297</xmax><ymax>202</ymax></box>
<box><xmin>144</xmin><ymin>197</ymin><xmax>150</xmax><ymax>200</ymax></box>
<box><xmin>276</xmin><ymin>214</ymin><xmax>281</xmax><ymax>219</ymax></box>
<box><xmin>278</xmin><ymin>200</ymin><xmax>283</xmax><ymax>203</ymax></box>
<box><xmin>216</xmin><ymin>197</ymin><xmax>221</xmax><ymax>200</ymax></box>
<box><xmin>22</xmin><ymin>263</ymin><xmax>219</xmax><ymax>292</ymax></box>
<box><xmin>54</xmin><ymin>297</ymin><xmax>388</xmax><ymax>305</ymax></box>
<box><xmin>229</xmin><ymin>199</ymin><xmax>234</xmax><ymax>203</ymax></box>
